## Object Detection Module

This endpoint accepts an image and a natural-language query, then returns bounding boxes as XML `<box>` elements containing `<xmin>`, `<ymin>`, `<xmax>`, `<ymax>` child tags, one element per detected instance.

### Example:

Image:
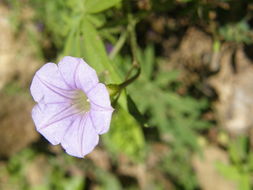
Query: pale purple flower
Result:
<box><xmin>30</xmin><ymin>56</ymin><xmax>113</xmax><ymax>158</ymax></box>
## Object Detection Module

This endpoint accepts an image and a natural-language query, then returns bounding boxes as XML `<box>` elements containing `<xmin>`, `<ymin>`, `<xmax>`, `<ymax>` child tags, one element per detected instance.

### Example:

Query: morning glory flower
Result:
<box><xmin>30</xmin><ymin>56</ymin><xmax>113</xmax><ymax>158</ymax></box>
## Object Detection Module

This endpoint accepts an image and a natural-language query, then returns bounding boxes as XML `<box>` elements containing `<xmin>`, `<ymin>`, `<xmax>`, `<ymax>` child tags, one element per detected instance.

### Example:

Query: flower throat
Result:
<box><xmin>73</xmin><ymin>90</ymin><xmax>90</xmax><ymax>112</ymax></box>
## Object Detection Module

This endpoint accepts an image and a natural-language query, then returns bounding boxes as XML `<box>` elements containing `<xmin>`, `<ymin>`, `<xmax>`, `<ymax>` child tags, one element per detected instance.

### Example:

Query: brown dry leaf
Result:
<box><xmin>209</xmin><ymin>45</ymin><xmax>253</xmax><ymax>134</ymax></box>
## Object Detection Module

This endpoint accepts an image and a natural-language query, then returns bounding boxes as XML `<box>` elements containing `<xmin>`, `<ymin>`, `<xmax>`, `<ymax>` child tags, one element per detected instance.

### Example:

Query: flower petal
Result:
<box><xmin>87</xmin><ymin>83</ymin><xmax>112</xmax><ymax>110</ymax></box>
<box><xmin>30</xmin><ymin>56</ymin><xmax>113</xmax><ymax>158</ymax></box>
<box><xmin>61</xmin><ymin>114</ymin><xmax>99</xmax><ymax>158</ymax></box>
<box><xmin>32</xmin><ymin>102</ymin><xmax>78</xmax><ymax>145</ymax></box>
<box><xmin>89</xmin><ymin>110</ymin><xmax>113</xmax><ymax>134</ymax></box>
<box><xmin>30</xmin><ymin>63</ymin><xmax>74</xmax><ymax>104</ymax></box>
<box><xmin>58</xmin><ymin>56</ymin><xmax>99</xmax><ymax>92</ymax></box>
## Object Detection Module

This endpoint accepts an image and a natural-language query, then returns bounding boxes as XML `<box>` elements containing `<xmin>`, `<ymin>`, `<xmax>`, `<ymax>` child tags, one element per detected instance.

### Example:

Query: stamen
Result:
<box><xmin>72</xmin><ymin>90</ymin><xmax>90</xmax><ymax>112</ymax></box>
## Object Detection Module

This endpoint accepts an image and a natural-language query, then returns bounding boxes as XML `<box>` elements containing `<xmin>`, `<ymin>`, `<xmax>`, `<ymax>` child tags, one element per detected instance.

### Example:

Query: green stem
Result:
<box><xmin>107</xmin><ymin>66</ymin><xmax>140</xmax><ymax>98</ymax></box>
<box><xmin>109</xmin><ymin>30</ymin><xmax>128</xmax><ymax>59</ymax></box>
<box><xmin>128</xmin><ymin>14</ymin><xmax>138</xmax><ymax>65</ymax></box>
<box><xmin>119</xmin><ymin>66</ymin><xmax>140</xmax><ymax>89</ymax></box>
<box><xmin>107</xmin><ymin>12</ymin><xmax>141</xmax><ymax>103</ymax></box>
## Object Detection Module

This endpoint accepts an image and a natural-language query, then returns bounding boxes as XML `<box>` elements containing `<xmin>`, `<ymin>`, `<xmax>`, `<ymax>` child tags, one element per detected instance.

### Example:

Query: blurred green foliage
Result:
<box><xmin>219</xmin><ymin>20</ymin><xmax>253</xmax><ymax>44</ymax></box>
<box><xmin>129</xmin><ymin>45</ymin><xmax>210</xmax><ymax>189</ymax></box>
<box><xmin>1</xmin><ymin>149</ymin><xmax>85</xmax><ymax>190</ymax></box>
<box><xmin>216</xmin><ymin>136</ymin><xmax>253</xmax><ymax>190</ymax></box>
<box><xmin>104</xmin><ymin>107</ymin><xmax>146</xmax><ymax>161</ymax></box>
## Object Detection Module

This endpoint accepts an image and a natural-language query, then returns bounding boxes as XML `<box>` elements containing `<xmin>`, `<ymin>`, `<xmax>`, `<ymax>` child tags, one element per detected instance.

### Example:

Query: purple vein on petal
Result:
<box><xmin>74</xmin><ymin>58</ymin><xmax>81</xmax><ymax>89</ymax></box>
<box><xmin>39</xmin><ymin>104</ymin><xmax>73</xmax><ymax>128</ymax></box>
<box><xmin>89</xmin><ymin>111</ymin><xmax>97</xmax><ymax>132</ymax></box>
<box><xmin>37</xmin><ymin>103</ymin><xmax>44</xmax><ymax>112</ymax></box>
<box><xmin>38</xmin><ymin>75</ymin><xmax>73</xmax><ymax>92</ymax></box>
<box><xmin>89</xmin><ymin>99</ymin><xmax>113</xmax><ymax>111</ymax></box>
<box><xmin>36</xmin><ymin>76</ymin><xmax>74</xmax><ymax>100</ymax></box>
<box><xmin>59</xmin><ymin>66</ymin><xmax>75</xmax><ymax>90</ymax></box>
<box><xmin>61</xmin><ymin>118</ymin><xmax>75</xmax><ymax>143</ymax></box>
<box><xmin>85</xmin><ymin>83</ymin><xmax>97</xmax><ymax>95</ymax></box>
<box><xmin>39</xmin><ymin>104</ymin><xmax>81</xmax><ymax>130</ymax></box>
<box><xmin>42</xmin><ymin>101</ymin><xmax>71</xmax><ymax>105</ymax></box>
<box><xmin>40</xmin><ymin>111</ymin><xmax>80</xmax><ymax>131</ymax></box>
<box><xmin>78</xmin><ymin>73</ymin><xmax>98</xmax><ymax>95</ymax></box>
<box><xmin>77</xmin><ymin>115</ymin><xmax>83</xmax><ymax>154</ymax></box>
<box><xmin>80</xmin><ymin>114</ymin><xmax>88</xmax><ymax>156</ymax></box>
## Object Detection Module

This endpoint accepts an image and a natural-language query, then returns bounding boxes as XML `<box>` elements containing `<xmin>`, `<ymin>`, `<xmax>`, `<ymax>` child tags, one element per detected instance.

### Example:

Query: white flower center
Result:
<box><xmin>72</xmin><ymin>90</ymin><xmax>90</xmax><ymax>112</ymax></box>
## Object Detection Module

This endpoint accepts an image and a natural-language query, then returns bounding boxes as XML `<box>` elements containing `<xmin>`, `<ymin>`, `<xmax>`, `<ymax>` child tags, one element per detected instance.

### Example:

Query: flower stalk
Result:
<box><xmin>106</xmin><ymin>66</ymin><xmax>140</xmax><ymax>99</ymax></box>
<box><xmin>107</xmin><ymin>12</ymin><xmax>141</xmax><ymax>102</ymax></box>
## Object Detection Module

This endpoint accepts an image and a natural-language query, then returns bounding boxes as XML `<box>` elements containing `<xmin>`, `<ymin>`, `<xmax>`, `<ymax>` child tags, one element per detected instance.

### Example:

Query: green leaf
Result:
<box><xmin>137</xmin><ymin>44</ymin><xmax>155</xmax><ymax>79</ymax></box>
<box><xmin>155</xmin><ymin>70</ymin><xmax>179</xmax><ymax>87</ymax></box>
<box><xmin>63</xmin><ymin>176</ymin><xmax>85</xmax><ymax>190</ymax></box>
<box><xmin>80</xmin><ymin>17</ymin><xmax>129</xmax><ymax>109</ymax></box>
<box><xmin>216</xmin><ymin>161</ymin><xmax>251</xmax><ymax>190</ymax></box>
<box><xmin>239</xmin><ymin>174</ymin><xmax>251</xmax><ymax>190</ymax></box>
<box><xmin>64</xmin><ymin>27</ymin><xmax>81</xmax><ymax>57</ymax></box>
<box><xmin>84</xmin><ymin>0</ymin><xmax>121</xmax><ymax>14</ymax></box>
<box><xmin>95</xmin><ymin>169</ymin><xmax>122</xmax><ymax>190</ymax></box>
<box><xmin>81</xmin><ymin>18</ymin><xmax>120</xmax><ymax>83</ymax></box>
<box><xmin>86</xmin><ymin>14</ymin><xmax>106</xmax><ymax>28</ymax></box>
<box><xmin>103</xmin><ymin>106</ymin><xmax>145</xmax><ymax>161</ymax></box>
<box><xmin>229</xmin><ymin>136</ymin><xmax>248</xmax><ymax>165</ymax></box>
<box><xmin>80</xmin><ymin>18</ymin><xmax>145</xmax><ymax>161</ymax></box>
<box><xmin>216</xmin><ymin>162</ymin><xmax>240</xmax><ymax>180</ymax></box>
